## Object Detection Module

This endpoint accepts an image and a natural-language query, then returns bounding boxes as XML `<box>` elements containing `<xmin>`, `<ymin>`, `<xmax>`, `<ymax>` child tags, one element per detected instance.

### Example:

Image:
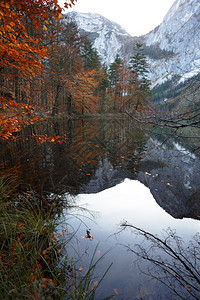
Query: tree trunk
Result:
<box><xmin>52</xmin><ymin>83</ymin><xmax>61</xmax><ymax>116</ymax></box>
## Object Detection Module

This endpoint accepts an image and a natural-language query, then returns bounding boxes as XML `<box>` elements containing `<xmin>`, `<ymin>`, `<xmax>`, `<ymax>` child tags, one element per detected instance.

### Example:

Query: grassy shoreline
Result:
<box><xmin>0</xmin><ymin>176</ymin><xmax>66</xmax><ymax>299</ymax></box>
<box><xmin>0</xmin><ymin>176</ymin><xmax>111</xmax><ymax>299</ymax></box>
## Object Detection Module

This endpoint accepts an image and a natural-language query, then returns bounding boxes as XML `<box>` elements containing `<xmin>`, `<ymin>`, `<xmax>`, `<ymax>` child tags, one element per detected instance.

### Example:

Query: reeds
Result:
<box><xmin>0</xmin><ymin>176</ymin><xmax>112</xmax><ymax>299</ymax></box>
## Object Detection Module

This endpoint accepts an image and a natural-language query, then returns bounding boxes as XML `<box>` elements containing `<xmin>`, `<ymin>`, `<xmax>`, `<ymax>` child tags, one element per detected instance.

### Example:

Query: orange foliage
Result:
<box><xmin>68</xmin><ymin>70</ymin><xmax>99</xmax><ymax>113</ymax></box>
<box><xmin>0</xmin><ymin>0</ymin><xmax>76</xmax><ymax>76</ymax></box>
<box><xmin>0</xmin><ymin>0</ymin><xmax>77</xmax><ymax>140</ymax></box>
<box><xmin>0</xmin><ymin>96</ymin><xmax>40</xmax><ymax>140</ymax></box>
<box><xmin>32</xmin><ymin>133</ymin><xmax>67</xmax><ymax>144</ymax></box>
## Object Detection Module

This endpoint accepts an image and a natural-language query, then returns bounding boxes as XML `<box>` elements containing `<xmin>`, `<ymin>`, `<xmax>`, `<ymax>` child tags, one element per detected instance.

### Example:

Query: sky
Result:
<box><xmin>60</xmin><ymin>0</ymin><xmax>175</xmax><ymax>36</ymax></box>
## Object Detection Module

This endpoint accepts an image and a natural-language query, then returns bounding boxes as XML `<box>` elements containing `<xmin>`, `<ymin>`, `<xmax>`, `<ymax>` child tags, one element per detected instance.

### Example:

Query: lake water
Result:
<box><xmin>1</xmin><ymin>118</ymin><xmax>200</xmax><ymax>299</ymax></box>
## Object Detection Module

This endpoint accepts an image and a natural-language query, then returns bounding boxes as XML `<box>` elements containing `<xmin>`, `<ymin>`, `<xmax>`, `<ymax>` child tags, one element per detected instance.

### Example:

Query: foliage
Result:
<box><xmin>143</xmin><ymin>45</ymin><xmax>174</xmax><ymax>60</ymax></box>
<box><xmin>107</xmin><ymin>54</ymin><xmax>123</xmax><ymax>111</ymax></box>
<box><xmin>128</xmin><ymin>43</ymin><xmax>152</xmax><ymax>111</ymax></box>
<box><xmin>0</xmin><ymin>0</ymin><xmax>77</xmax><ymax>140</ymax></box>
<box><xmin>0</xmin><ymin>178</ymin><xmax>65</xmax><ymax>298</ymax></box>
<box><xmin>151</xmin><ymin>76</ymin><xmax>182</xmax><ymax>102</ymax></box>
<box><xmin>107</xmin><ymin>54</ymin><xmax>122</xmax><ymax>87</ymax></box>
<box><xmin>0</xmin><ymin>99</ymin><xmax>40</xmax><ymax>140</ymax></box>
<box><xmin>82</xmin><ymin>38</ymin><xmax>101</xmax><ymax>71</ymax></box>
<box><xmin>0</xmin><ymin>1</ymin><xmax>153</xmax><ymax>141</ymax></box>
<box><xmin>0</xmin><ymin>0</ymin><xmax>76</xmax><ymax>75</ymax></box>
<box><xmin>0</xmin><ymin>175</ymin><xmax>112</xmax><ymax>299</ymax></box>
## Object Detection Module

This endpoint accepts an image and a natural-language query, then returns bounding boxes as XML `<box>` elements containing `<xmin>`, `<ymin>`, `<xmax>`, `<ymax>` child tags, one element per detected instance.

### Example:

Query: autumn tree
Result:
<box><xmin>67</xmin><ymin>69</ymin><xmax>100</xmax><ymax>114</ymax></box>
<box><xmin>45</xmin><ymin>19</ymin><xmax>103</xmax><ymax>115</ymax></box>
<box><xmin>0</xmin><ymin>0</ymin><xmax>76</xmax><ymax>140</ymax></box>
<box><xmin>44</xmin><ymin>21</ymin><xmax>83</xmax><ymax>115</ymax></box>
<box><xmin>0</xmin><ymin>0</ymin><xmax>76</xmax><ymax>74</ymax></box>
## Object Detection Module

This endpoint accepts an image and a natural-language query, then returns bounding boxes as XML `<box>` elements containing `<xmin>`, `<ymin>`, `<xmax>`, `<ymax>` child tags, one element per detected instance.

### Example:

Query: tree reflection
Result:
<box><xmin>121</xmin><ymin>223</ymin><xmax>200</xmax><ymax>299</ymax></box>
<box><xmin>0</xmin><ymin>118</ymin><xmax>147</xmax><ymax>196</ymax></box>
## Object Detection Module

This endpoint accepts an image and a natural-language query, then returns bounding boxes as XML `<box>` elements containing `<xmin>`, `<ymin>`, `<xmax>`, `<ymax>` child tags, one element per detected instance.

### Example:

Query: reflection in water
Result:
<box><xmin>64</xmin><ymin>179</ymin><xmax>200</xmax><ymax>299</ymax></box>
<box><xmin>1</xmin><ymin>118</ymin><xmax>200</xmax><ymax>220</ymax></box>
<box><xmin>120</xmin><ymin>223</ymin><xmax>200</xmax><ymax>300</ymax></box>
<box><xmin>138</xmin><ymin>138</ymin><xmax>200</xmax><ymax>219</ymax></box>
<box><xmin>1</xmin><ymin>118</ymin><xmax>200</xmax><ymax>298</ymax></box>
<box><xmin>0</xmin><ymin>118</ymin><xmax>147</xmax><ymax>195</ymax></box>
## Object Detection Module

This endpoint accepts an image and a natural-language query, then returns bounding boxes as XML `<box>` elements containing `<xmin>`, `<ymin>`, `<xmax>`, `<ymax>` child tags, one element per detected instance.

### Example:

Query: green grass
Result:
<box><xmin>0</xmin><ymin>176</ymin><xmax>113</xmax><ymax>299</ymax></box>
<box><xmin>65</xmin><ymin>243</ymin><xmax>113</xmax><ymax>300</ymax></box>
<box><xmin>0</xmin><ymin>181</ymin><xmax>63</xmax><ymax>298</ymax></box>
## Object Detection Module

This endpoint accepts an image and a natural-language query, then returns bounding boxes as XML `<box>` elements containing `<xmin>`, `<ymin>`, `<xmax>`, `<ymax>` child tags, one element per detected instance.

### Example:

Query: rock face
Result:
<box><xmin>64</xmin><ymin>11</ymin><xmax>139</xmax><ymax>66</ymax></box>
<box><xmin>146</xmin><ymin>0</ymin><xmax>200</xmax><ymax>86</ymax></box>
<box><xmin>65</xmin><ymin>0</ymin><xmax>200</xmax><ymax>87</ymax></box>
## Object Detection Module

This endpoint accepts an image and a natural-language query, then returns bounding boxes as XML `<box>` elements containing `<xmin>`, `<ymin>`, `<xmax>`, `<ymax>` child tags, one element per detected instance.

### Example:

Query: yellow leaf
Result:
<box><xmin>43</xmin><ymin>25</ymin><xmax>47</xmax><ymax>31</ymax></box>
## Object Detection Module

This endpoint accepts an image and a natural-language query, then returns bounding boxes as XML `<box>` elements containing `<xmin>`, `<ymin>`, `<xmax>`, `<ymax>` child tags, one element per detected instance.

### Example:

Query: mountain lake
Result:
<box><xmin>1</xmin><ymin>117</ymin><xmax>200</xmax><ymax>299</ymax></box>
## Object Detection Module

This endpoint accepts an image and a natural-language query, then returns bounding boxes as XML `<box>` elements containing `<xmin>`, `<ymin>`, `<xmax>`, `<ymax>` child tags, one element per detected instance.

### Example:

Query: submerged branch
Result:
<box><xmin>120</xmin><ymin>222</ymin><xmax>200</xmax><ymax>299</ymax></box>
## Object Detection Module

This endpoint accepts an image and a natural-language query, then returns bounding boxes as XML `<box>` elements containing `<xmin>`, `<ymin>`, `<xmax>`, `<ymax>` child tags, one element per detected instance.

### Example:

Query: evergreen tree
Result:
<box><xmin>128</xmin><ymin>43</ymin><xmax>151</xmax><ymax>111</ymax></box>
<box><xmin>82</xmin><ymin>38</ymin><xmax>101</xmax><ymax>71</ymax></box>
<box><xmin>108</xmin><ymin>54</ymin><xmax>122</xmax><ymax>111</ymax></box>
<box><xmin>108</xmin><ymin>54</ymin><xmax>122</xmax><ymax>87</ymax></box>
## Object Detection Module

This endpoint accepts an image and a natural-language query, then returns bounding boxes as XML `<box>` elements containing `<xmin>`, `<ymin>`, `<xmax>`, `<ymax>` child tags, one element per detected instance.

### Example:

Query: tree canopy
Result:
<box><xmin>0</xmin><ymin>1</ymin><xmax>153</xmax><ymax>141</ymax></box>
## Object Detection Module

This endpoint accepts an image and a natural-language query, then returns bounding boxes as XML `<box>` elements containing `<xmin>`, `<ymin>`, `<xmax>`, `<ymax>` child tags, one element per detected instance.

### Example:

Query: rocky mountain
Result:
<box><xmin>63</xmin><ymin>11</ymin><xmax>141</xmax><ymax>65</ymax></box>
<box><xmin>64</xmin><ymin>0</ymin><xmax>200</xmax><ymax>89</ymax></box>
<box><xmin>146</xmin><ymin>0</ymin><xmax>200</xmax><ymax>87</ymax></box>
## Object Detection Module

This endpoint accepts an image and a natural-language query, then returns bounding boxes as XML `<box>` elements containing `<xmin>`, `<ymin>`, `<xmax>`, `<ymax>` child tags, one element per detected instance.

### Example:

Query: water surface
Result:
<box><xmin>1</xmin><ymin>118</ymin><xmax>200</xmax><ymax>299</ymax></box>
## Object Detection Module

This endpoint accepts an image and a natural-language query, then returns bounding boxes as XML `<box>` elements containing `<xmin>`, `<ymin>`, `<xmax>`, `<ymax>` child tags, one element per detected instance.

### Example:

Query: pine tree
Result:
<box><xmin>128</xmin><ymin>43</ymin><xmax>151</xmax><ymax>111</ymax></box>
<box><xmin>108</xmin><ymin>54</ymin><xmax>122</xmax><ymax>86</ymax></box>
<box><xmin>82</xmin><ymin>38</ymin><xmax>101</xmax><ymax>71</ymax></box>
<box><xmin>108</xmin><ymin>54</ymin><xmax>122</xmax><ymax>111</ymax></box>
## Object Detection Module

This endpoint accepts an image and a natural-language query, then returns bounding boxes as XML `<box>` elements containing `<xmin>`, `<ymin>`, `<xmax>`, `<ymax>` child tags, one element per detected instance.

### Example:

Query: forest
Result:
<box><xmin>0</xmin><ymin>1</ymin><xmax>154</xmax><ymax>298</ymax></box>
<box><xmin>1</xmin><ymin>1</ymin><xmax>200</xmax><ymax>299</ymax></box>
<box><xmin>0</xmin><ymin>0</ymin><xmax>153</xmax><ymax>141</ymax></box>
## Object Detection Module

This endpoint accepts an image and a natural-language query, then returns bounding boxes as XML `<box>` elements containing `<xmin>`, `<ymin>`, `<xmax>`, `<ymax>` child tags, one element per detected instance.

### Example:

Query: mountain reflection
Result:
<box><xmin>0</xmin><ymin>118</ymin><xmax>200</xmax><ymax>220</ymax></box>
<box><xmin>138</xmin><ymin>138</ymin><xmax>200</xmax><ymax>220</ymax></box>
